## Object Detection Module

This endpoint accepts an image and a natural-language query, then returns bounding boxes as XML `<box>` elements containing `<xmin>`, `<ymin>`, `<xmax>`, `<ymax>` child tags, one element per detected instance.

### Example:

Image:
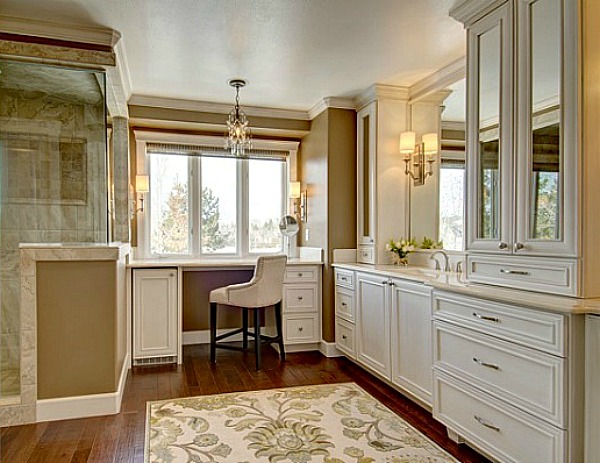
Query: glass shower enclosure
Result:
<box><xmin>0</xmin><ymin>60</ymin><xmax>109</xmax><ymax>400</ymax></box>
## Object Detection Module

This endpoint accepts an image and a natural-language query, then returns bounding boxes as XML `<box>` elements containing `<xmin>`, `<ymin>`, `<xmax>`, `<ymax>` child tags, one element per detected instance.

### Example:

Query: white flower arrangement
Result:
<box><xmin>386</xmin><ymin>238</ymin><xmax>417</xmax><ymax>265</ymax></box>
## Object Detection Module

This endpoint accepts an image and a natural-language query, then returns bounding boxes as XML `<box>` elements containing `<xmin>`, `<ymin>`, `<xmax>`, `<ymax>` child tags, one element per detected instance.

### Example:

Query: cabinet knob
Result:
<box><xmin>341</xmin><ymin>302</ymin><xmax>347</xmax><ymax>307</ymax></box>
<box><xmin>341</xmin><ymin>277</ymin><xmax>347</xmax><ymax>281</ymax></box>
<box><xmin>381</xmin><ymin>280</ymin><xmax>388</xmax><ymax>284</ymax></box>
<box><xmin>298</xmin><ymin>273</ymin><xmax>303</xmax><ymax>277</ymax></box>
<box><xmin>342</xmin><ymin>335</ymin><xmax>347</xmax><ymax>340</ymax></box>
<box><xmin>298</xmin><ymin>327</ymin><xmax>303</xmax><ymax>332</ymax></box>
<box><xmin>170</xmin><ymin>273</ymin><xmax>175</xmax><ymax>277</ymax></box>
<box><xmin>498</xmin><ymin>242</ymin><xmax>508</xmax><ymax>250</ymax></box>
<box><xmin>514</xmin><ymin>242</ymin><xmax>525</xmax><ymax>251</ymax></box>
<box><xmin>297</xmin><ymin>296</ymin><xmax>303</xmax><ymax>301</ymax></box>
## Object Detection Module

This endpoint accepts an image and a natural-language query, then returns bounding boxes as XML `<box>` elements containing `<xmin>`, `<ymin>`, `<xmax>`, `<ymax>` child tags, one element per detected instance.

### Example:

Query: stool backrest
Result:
<box><xmin>251</xmin><ymin>255</ymin><xmax>287</xmax><ymax>306</ymax></box>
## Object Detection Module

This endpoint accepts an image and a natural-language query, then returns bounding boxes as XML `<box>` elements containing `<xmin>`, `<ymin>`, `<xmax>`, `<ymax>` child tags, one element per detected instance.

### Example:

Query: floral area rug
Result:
<box><xmin>145</xmin><ymin>382</ymin><xmax>458</xmax><ymax>462</ymax></box>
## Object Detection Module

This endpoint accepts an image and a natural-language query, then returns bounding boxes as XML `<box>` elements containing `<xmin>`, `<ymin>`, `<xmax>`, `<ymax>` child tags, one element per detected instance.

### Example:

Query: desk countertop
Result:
<box><xmin>128</xmin><ymin>257</ymin><xmax>323</xmax><ymax>269</ymax></box>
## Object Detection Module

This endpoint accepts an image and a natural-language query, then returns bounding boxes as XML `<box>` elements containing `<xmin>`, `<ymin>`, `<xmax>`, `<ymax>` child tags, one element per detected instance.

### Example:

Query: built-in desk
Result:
<box><xmin>127</xmin><ymin>253</ymin><xmax>324</xmax><ymax>365</ymax></box>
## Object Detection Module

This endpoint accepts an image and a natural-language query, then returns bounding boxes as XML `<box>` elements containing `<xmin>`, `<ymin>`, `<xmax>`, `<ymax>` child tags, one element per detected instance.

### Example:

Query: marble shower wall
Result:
<box><xmin>0</xmin><ymin>61</ymin><xmax>109</xmax><ymax>397</ymax></box>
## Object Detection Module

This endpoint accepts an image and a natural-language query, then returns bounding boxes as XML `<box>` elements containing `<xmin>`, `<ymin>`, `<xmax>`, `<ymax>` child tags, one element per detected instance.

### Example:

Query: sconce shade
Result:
<box><xmin>422</xmin><ymin>133</ymin><xmax>439</xmax><ymax>155</ymax></box>
<box><xmin>290</xmin><ymin>181</ymin><xmax>301</xmax><ymax>199</ymax></box>
<box><xmin>135</xmin><ymin>175</ymin><xmax>149</xmax><ymax>193</ymax></box>
<box><xmin>399</xmin><ymin>131</ymin><xmax>416</xmax><ymax>154</ymax></box>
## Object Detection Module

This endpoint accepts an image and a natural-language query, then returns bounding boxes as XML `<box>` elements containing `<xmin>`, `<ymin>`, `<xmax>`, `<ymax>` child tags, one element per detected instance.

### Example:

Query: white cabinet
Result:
<box><xmin>356</xmin><ymin>94</ymin><xmax>410</xmax><ymax>264</ymax></box>
<box><xmin>133</xmin><ymin>268</ymin><xmax>178</xmax><ymax>364</ymax></box>
<box><xmin>432</xmin><ymin>289</ymin><xmax>584</xmax><ymax>463</ymax></box>
<box><xmin>454</xmin><ymin>0</ymin><xmax>582</xmax><ymax>295</ymax></box>
<box><xmin>356</xmin><ymin>272</ymin><xmax>391</xmax><ymax>377</ymax></box>
<box><xmin>390</xmin><ymin>280</ymin><xmax>433</xmax><ymax>406</ymax></box>
<box><xmin>282</xmin><ymin>265</ymin><xmax>322</xmax><ymax>347</ymax></box>
<box><xmin>335</xmin><ymin>267</ymin><xmax>433</xmax><ymax>407</ymax></box>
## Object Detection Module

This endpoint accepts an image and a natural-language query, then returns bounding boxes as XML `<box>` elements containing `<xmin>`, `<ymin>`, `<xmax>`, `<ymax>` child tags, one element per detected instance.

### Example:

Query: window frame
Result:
<box><xmin>134</xmin><ymin>131</ymin><xmax>299</xmax><ymax>260</ymax></box>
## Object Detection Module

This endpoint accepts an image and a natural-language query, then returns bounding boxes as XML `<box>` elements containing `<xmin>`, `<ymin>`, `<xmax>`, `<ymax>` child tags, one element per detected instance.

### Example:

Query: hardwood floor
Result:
<box><xmin>1</xmin><ymin>345</ymin><xmax>491</xmax><ymax>462</ymax></box>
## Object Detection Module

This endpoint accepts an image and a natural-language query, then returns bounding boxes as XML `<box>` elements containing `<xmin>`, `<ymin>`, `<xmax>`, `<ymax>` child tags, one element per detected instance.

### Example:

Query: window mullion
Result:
<box><xmin>191</xmin><ymin>157</ymin><xmax>201</xmax><ymax>257</ymax></box>
<box><xmin>240</xmin><ymin>159</ymin><xmax>249</xmax><ymax>257</ymax></box>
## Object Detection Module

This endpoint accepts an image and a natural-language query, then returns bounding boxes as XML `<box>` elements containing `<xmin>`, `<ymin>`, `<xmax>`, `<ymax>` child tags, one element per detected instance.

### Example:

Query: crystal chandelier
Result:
<box><xmin>225</xmin><ymin>78</ymin><xmax>251</xmax><ymax>156</ymax></box>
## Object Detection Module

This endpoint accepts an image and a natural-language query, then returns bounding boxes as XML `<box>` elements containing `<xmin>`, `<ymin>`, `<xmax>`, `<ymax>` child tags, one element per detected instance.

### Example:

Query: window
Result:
<box><xmin>438</xmin><ymin>160</ymin><xmax>465</xmax><ymax>251</ymax></box>
<box><xmin>138</xmin><ymin>134</ymin><xmax>297</xmax><ymax>259</ymax></box>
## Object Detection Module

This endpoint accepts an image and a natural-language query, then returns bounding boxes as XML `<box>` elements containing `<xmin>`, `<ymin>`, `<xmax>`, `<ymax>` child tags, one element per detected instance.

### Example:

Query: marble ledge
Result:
<box><xmin>19</xmin><ymin>242</ymin><xmax>131</xmax><ymax>264</ymax></box>
<box><xmin>332</xmin><ymin>262</ymin><xmax>600</xmax><ymax>316</ymax></box>
<box><xmin>128</xmin><ymin>257</ymin><xmax>323</xmax><ymax>269</ymax></box>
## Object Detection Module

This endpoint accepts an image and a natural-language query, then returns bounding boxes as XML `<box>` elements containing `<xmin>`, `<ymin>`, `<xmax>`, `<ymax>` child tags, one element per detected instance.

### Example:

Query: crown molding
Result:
<box><xmin>449</xmin><ymin>0</ymin><xmax>507</xmax><ymax>27</ymax></box>
<box><xmin>0</xmin><ymin>15</ymin><xmax>120</xmax><ymax>47</ymax></box>
<box><xmin>128</xmin><ymin>94</ymin><xmax>311</xmax><ymax>121</ymax></box>
<box><xmin>354</xmin><ymin>84</ymin><xmax>410</xmax><ymax>110</ymax></box>
<box><xmin>308</xmin><ymin>97</ymin><xmax>356</xmax><ymax>119</ymax></box>
<box><xmin>412</xmin><ymin>89</ymin><xmax>453</xmax><ymax>106</ymax></box>
<box><xmin>409</xmin><ymin>57</ymin><xmax>466</xmax><ymax>103</ymax></box>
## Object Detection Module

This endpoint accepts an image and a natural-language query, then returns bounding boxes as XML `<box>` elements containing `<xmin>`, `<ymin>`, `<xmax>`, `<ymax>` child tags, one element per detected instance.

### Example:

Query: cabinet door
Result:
<box><xmin>356</xmin><ymin>272</ymin><xmax>391</xmax><ymax>378</ymax></box>
<box><xmin>133</xmin><ymin>268</ymin><xmax>178</xmax><ymax>359</ymax></box>
<box><xmin>357</xmin><ymin>103</ymin><xmax>377</xmax><ymax>247</ymax></box>
<box><xmin>466</xmin><ymin>3</ymin><xmax>514</xmax><ymax>253</ymax></box>
<box><xmin>515</xmin><ymin>0</ymin><xmax>577</xmax><ymax>257</ymax></box>
<box><xmin>391</xmin><ymin>280</ymin><xmax>432</xmax><ymax>406</ymax></box>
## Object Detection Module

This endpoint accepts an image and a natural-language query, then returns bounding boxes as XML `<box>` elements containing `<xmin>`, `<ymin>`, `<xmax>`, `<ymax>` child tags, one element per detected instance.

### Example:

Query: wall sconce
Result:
<box><xmin>289</xmin><ymin>181</ymin><xmax>307</xmax><ymax>222</ymax></box>
<box><xmin>135</xmin><ymin>174</ymin><xmax>149</xmax><ymax>213</ymax></box>
<box><xmin>400</xmin><ymin>131</ymin><xmax>438</xmax><ymax>186</ymax></box>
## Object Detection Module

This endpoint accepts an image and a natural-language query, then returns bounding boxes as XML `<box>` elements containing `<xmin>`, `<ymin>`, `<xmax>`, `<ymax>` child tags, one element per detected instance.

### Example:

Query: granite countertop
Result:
<box><xmin>332</xmin><ymin>262</ymin><xmax>600</xmax><ymax>315</ymax></box>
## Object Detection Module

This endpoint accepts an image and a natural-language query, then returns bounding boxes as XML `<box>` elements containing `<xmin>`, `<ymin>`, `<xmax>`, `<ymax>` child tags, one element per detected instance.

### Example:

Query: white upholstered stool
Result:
<box><xmin>208</xmin><ymin>255</ymin><xmax>287</xmax><ymax>370</ymax></box>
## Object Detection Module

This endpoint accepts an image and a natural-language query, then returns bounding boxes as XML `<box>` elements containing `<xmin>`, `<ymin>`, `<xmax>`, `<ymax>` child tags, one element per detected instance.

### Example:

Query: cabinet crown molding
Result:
<box><xmin>449</xmin><ymin>0</ymin><xmax>508</xmax><ymax>26</ymax></box>
<box><xmin>354</xmin><ymin>84</ymin><xmax>410</xmax><ymax>110</ymax></box>
<box><xmin>308</xmin><ymin>97</ymin><xmax>356</xmax><ymax>119</ymax></box>
<box><xmin>0</xmin><ymin>14</ymin><xmax>121</xmax><ymax>47</ymax></box>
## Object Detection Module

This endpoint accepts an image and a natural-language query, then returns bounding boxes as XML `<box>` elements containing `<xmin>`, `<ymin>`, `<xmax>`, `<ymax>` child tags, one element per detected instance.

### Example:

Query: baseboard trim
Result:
<box><xmin>320</xmin><ymin>340</ymin><xmax>343</xmax><ymax>357</ymax></box>
<box><xmin>36</xmin><ymin>353</ymin><xmax>131</xmax><ymax>422</ymax></box>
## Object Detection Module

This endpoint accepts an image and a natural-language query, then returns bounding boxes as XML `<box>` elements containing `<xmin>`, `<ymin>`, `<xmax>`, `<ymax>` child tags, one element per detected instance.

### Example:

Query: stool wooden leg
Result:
<box><xmin>275</xmin><ymin>301</ymin><xmax>285</xmax><ymax>362</ymax></box>
<box><xmin>254</xmin><ymin>308</ymin><xmax>262</xmax><ymax>370</ymax></box>
<box><xmin>210</xmin><ymin>302</ymin><xmax>217</xmax><ymax>363</ymax></box>
<box><xmin>242</xmin><ymin>308</ymin><xmax>248</xmax><ymax>350</ymax></box>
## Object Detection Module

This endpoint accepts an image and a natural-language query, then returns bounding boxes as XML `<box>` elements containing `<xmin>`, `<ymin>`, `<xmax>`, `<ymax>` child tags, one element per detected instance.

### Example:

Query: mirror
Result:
<box><xmin>528</xmin><ymin>0</ymin><xmax>561</xmax><ymax>240</ymax></box>
<box><xmin>477</xmin><ymin>23</ymin><xmax>502</xmax><ymax>241</ymax></box>
<box><xmin>278</xmin><ymin>215</ymin><xmax>299</xmax><ymax>237</ymax></box>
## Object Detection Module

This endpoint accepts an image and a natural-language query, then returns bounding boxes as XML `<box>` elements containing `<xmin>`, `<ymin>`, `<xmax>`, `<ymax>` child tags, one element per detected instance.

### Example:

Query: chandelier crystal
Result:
<box><xmin>225</xmin><ymin>78</ymin><xmax>251</xmax><ymax>156</ymax></box>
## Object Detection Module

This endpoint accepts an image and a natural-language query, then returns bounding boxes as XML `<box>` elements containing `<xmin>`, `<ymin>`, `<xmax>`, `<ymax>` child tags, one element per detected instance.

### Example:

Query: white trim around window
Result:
<box><xmin>133</xmin><ymin>131</ymin><xmax>299</xmax><ymax>259</ymax></box>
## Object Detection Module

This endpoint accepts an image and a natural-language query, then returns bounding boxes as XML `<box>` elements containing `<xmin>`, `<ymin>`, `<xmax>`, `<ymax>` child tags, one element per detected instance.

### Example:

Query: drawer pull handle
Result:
<box><xmin>298</xmin><ymin>273</ymin><xmax>303</xmax><ymax>277</ymax></box>
<box><xmin>298</xmin><ymin>327</ymin><xmax>303</xmax><ymax>332</ymax></box>
<box><xmin>474</xmin><ymin>415</ymin><xmax>500</xmax><ymax>432</ymax></box>
<box><xmin>473</xmin><ymin>357</ymin><xmax>500</xmax><ymax>370</ymax></box>
<box><xmin>341</xmin><ymin>277</ymin><xmax>347</xmax><ymax>281</ymax></box>
<box><xmin>297</xmin><ymin>296</ymin><xmax>303</xmax><ymax>301</ymax></box>
<box><xmin>500</xmin><ymin>269</ymin><xmax>530</xmax><ymax>276</ymax></box>
<box><xmin>342</xmin><ymin>334</ymin><xmax>347</xmax><ymax>340</ymax></box>
<box><xmin>472</xmin><ymin>312</ymin><xmax>500</xmax><ymax>323</ymax></box>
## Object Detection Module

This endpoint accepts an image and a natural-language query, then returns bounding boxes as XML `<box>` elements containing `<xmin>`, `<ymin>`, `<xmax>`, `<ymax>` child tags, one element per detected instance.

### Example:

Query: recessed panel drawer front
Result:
<box><xmin>335</xmin><ymin>319</ymin><xmax>355</xmax><ymax>358</ymax></box>
<box><xmin>357</xmin><ymin>245</ymin><xmax>375</xmax><ymax>264</ymax></box>
<box><xmin>466</xmin><ymin>255</ymin><xmax>577</xmax><ymax>296</ymax></box>
<box><xmin>335</xmin><ymin>269</ymin><xmax>355</xmax><ymax>289</ymax></box>
<box><xmin>284</xmin><ymin>316</ymin><xmax>318</xmax><ymax>343</ymax></box>
<box><xmin>434</xmin><ymin>322</ymin><xmax>565</xmax><ymax>427</ymax></box>
<box><xmin>335</xmin><ymin>288</ymin><xmax>355</xmax><ymax>322</ymax></box>
<box><xmin>284</xmin><ymin>266</ymin><xmax>318</xmax><ymax>283</ymax></box>
<box><xmin>433</xmin><ymin>292</ymin><xmax>565</xmax><ymax>356</ymax></box>
<box><xmin>434</xmin><ymin>371</ymin><xmax>565</xmax><ymax>463</ymax></box>
<box><xmin>284</xmin><ymin>286</ymin><xmax>317</xmax><ymax>312</ymax></box>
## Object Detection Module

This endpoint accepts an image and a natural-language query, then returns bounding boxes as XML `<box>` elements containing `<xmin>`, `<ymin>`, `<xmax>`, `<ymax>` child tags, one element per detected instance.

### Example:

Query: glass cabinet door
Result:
<box><xmin>516</xmin><ymin>0</ymin><xmax>576</xmax><ymax>256</ymax></box>
<box><xmin>466</xmin><ymin>2</ymin><xmax>513</xmax><ymax>252</ymax></box>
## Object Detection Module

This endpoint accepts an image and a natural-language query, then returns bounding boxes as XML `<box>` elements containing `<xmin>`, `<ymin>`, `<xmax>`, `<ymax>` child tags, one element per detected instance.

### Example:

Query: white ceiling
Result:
<box><xmin>442</xmin><ymin>78</ymin><xmax>465</xmax><ymax>123</ymax></box>
<box><xmin>1</xmin><ymin>0</ymin><xmax>466</xmax><ymax>111</ymax></box>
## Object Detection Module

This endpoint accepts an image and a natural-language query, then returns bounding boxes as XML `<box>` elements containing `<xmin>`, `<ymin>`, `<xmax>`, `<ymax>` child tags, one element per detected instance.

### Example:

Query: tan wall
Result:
<box><xmin>299</xmin><ymin>108</ymin><xmax>357</xmax><ymax>342</ymax></box>
<box><xmin>182</xmin><ymin>269</ymin><xmax>254</xmax><ymax>331</ymax></box>
<box><xmin>36</xmin><ymin>261</ymin><xmax>118</xmax><ymax>399</ymax></box>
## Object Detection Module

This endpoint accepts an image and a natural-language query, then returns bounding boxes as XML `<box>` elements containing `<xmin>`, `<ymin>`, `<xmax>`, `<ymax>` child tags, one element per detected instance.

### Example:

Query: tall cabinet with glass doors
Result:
<box><xmin>454</xmin><ymin>0</ymin><xmax>582</xmax><ymax>296</ymax></box>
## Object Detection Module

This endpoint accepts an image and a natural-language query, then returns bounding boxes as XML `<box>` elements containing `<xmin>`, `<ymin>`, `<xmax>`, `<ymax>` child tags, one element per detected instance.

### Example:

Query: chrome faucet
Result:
<box><xmin>429</xmin><ymin>250</ymin><xmax>451</xmax><ymax>272</ymax></box>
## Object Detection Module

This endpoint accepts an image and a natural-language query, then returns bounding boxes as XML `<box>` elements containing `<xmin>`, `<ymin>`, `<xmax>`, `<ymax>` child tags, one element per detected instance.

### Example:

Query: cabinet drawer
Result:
<box><xmin>284</xmin><ymin>315</ymin><xmax>319</xmax><ymax>343</ymax></box>
<box><xmin>466</xmin><ymin>255</ymin><xmax>578</xmax><ymax>297</ymax></box>
<box><xmin>335</xmin><ymin>318</ymin><xmax>355</xmax><ymax>358</ymax></box>
<box><xmin>434</xmin><ymin>321</ymin><xmax>565</xmax><ymax>427</ymax></box>
<box><xmin>284</xmin><ymin>286</ymin><xmax>317</xmax><ymax>312</ymax></box>
<box><xmin>335</xmin><ymin>269</ymin><xmax>354</xmax><ymax>289</ymax></box>
<box><xmin>357</xmin><ymin>245</ymin><xmax>375</xmax><ymax>264</ymax></box>
<box><xmin>284</xmin><ymin>266</ymin><xmax>318</xmax><ymax>283</ymax></box>
<box><xmin>335</xmin><ymin>288</ymin><xmax>355</xmax><ymax>322</ymax></box>
<box><xmin>434</xmin><ymin>371</ymin><xmax>565</xmax><ymax>463</ymax></box>
<box><xmin>433</xmin><ymin>291</ymin><xmax>565</xmax><ymax>356</ymax></box>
